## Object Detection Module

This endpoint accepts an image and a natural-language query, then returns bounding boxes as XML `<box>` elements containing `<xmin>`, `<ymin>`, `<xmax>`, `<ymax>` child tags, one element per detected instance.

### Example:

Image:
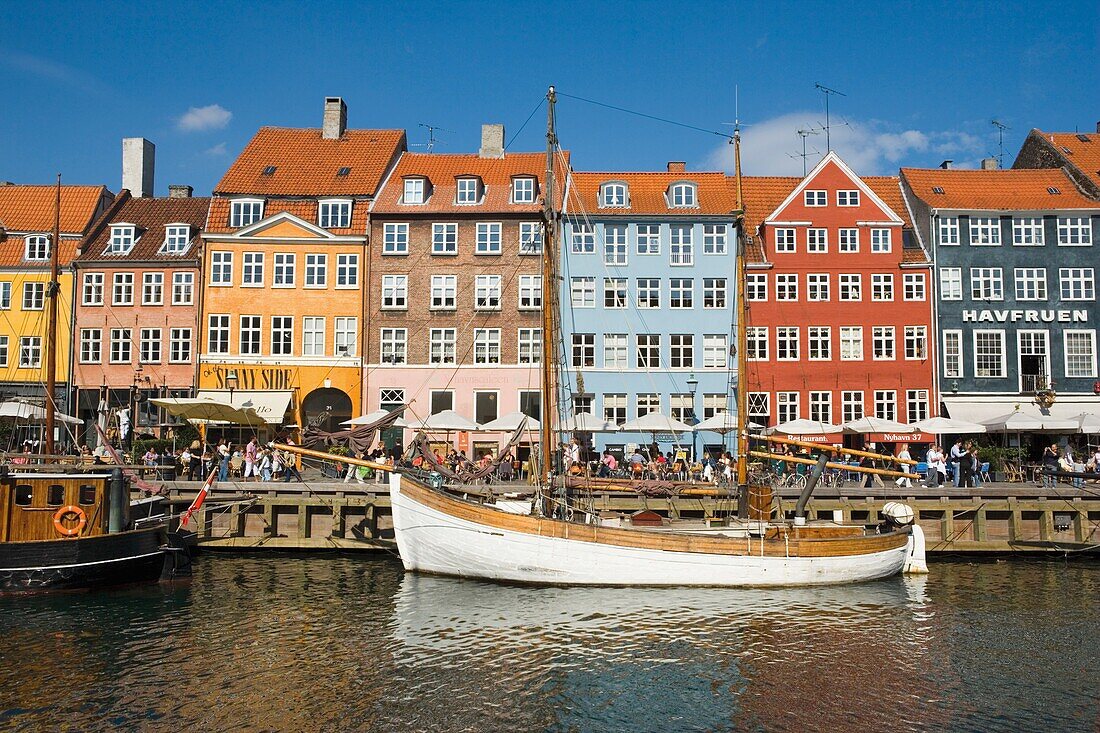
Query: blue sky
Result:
<box><xmin>2</xmin><ymin>0</ymin><xmax>1096</xmax><ymax>195</ymax></box>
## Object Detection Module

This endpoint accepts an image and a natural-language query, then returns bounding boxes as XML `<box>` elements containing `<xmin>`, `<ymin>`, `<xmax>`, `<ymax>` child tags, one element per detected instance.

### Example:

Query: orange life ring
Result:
<box><xmin>53</xmin><ymin>505</ymin><xmax>87</xmax><ymax>537</ymax></box>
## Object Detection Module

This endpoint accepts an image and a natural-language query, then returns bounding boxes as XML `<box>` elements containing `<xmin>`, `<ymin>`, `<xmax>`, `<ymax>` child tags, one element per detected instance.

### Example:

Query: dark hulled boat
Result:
<box><xmin>0</xmin><ymin>467</ymin><xmax>191</xmax><ymax>592</ymax></box>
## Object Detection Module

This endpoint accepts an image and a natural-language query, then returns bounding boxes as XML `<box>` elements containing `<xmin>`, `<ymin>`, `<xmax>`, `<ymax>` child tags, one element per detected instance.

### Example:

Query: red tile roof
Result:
<box><xmin>78</xmin><ymin>193</ymin><xmax>210</xmax><ymax>263</ymax></box>
<box><xmin>371</xmin><ymin>152</ymin><xmax>568</xmax><ymax>214</ymax></box>
<box><xmin>567</xmin><ymin>171</ymin><xmax>736</xmax><ymax>217</ymax></box>
<box><xmin>899</xmin><ymin>167</ymin><xmax>1097</xmax><ymax>210</ymax></box>
<box><xmin>0</xmin><ymin>184</ymin><xmax>112</xmax><ymax>233</ymax></box>
<box><xmin>205</xmin><ymin>198</ymin><xmax>369</xmax><ymax>235</ymax></box>
<box><xmin>1037</xmin><ymin>131</ymin><xmax>1100</xmax><ymax>188</ymax></box>
<box><xmin>0</xmin><ymin>236</ymin><xmax>81</xmax><ymax>269</ymax></box>
<box><xmin>213</xmin><ymin>127</ymin><xmax>406</xmax><ymax>197</ymax></box>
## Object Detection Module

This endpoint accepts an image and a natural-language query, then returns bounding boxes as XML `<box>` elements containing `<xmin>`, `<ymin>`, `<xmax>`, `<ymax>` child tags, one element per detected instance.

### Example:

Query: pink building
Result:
<box><xmin>72</xmin><ymin>189</ymin><xmax>209</xmax><ymax>445</ymax></box>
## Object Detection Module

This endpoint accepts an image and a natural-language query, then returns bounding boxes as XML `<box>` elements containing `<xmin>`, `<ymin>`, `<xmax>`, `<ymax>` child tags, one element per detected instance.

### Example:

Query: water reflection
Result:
<box><xmin>0</xmin><ymin>557</ymin><xmax>1097</xmax><ymax>732</ymax></box>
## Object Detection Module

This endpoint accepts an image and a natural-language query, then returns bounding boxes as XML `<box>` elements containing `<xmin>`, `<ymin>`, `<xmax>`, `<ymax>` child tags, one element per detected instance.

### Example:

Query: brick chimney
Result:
<box><xmin>122</xmin><ymin>138</ymin><xmax>155</xmax><ymax>197</ymax></box>
<box><xmin>479</xmin><ymin>124</ymin><xmax>505</xmax><ymax>159</ymax></box>
<box><xmin>667</xmin><ymin>161</ymin><xmax>686</xmax><ymax>172</ymax></box>
<box><xmin>168</xmin><ymin>184</ymin><xmax>193</xmax><ymax>199</ymax></box>
<box><xmin>980</xmin><ymin>157</ymin><xmax>999</xmax><ymax>170</ymax></box>
<box><xmin>939</xmin><ymin>160</ymin><xmax>953</xmax><ymax>170</ymax></box>
<box><xmin>323</xmin><ymin>97</ymin><xmax>347</xmax><ymax>140</ymax></box>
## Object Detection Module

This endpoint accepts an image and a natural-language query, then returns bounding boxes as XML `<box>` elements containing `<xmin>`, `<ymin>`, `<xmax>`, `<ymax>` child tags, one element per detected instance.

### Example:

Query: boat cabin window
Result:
<box><xmin>79</xmin><ymin>485</ymin><xmax>97</xmax><ymax>505</ymax></box>
<box><xmin>47</xmin><ymin>484</ymin><xmax>65</xmax><ymax>506</ymax></box>
<box><xmin>15</xmin><ymin>485</ymin><xmax>33</xmax><ymax>506</ymax></box>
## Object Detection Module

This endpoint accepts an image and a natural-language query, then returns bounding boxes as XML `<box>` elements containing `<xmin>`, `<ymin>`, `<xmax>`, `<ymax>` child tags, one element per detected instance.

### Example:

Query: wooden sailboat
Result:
<box><xmin>0</xmin><ymin>177</ymin><xmax>191</xmax><ymax>592</ymax></box>
<box><xmin>283</xmin><ymin>87</ymin><xmax>927</xmax><ymax>586</ymax></box>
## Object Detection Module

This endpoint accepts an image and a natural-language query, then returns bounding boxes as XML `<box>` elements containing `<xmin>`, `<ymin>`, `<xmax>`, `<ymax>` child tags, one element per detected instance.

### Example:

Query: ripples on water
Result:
<box><xmin>0</xmin><ymin>555</ymin><xmax>1097</xmax><ymax>732</ymax></box>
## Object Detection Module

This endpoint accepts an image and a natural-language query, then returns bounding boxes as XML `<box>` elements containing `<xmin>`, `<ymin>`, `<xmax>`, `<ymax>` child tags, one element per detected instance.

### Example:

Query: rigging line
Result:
<box><xmin>556</xmin><ymin>91</ymin><xmax>732</xmax><ymax>140</ymax></box>
<box><xmin>505</xmin><ymin>97</ymin><xmax>546</xmax><ymax>151</ymax></box>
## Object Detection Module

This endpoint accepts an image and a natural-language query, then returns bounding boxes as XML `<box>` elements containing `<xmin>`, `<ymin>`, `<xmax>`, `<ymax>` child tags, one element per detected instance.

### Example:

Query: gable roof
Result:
<box><xmin>899</xmin><ymin>167</ymin><xmax>1097</xmax><ymax>211</ymax></box>
<box><xmin>214</xmin><ymin>127</ymin><xmax>406</xmax><ymax>197</ymax></box>
<box><xmin>0</xmin><ymin>184</ymin><xmax>112</xmax><ymax>233</ymax></box>
<box><xmin>371</xmin><ymin>151</ymin><xmax>568</xmax><ymax>214</ymax></box>
<box><xmin>205</xmin><ymin>197</ymin><xmax>369</xmax><ymax>235</ymax></box>
<box><xmin>1025</xmin><ymin>130</ymin><xmax>1100</xmax><ymax>190</ymax></box>
<box><xmin>566</xmin><ymin>171</ymin><xmax>736</xmax><ymax>217</ymax></box>
<box><xmin>78</xmin><ymin>193</ymin><xmax>209</xmax><ymax>263</ymax></box>
<box><xmin>763</xmin><ymin>152</ymin><xmax>904</xmax><ymax>226</ymax></box>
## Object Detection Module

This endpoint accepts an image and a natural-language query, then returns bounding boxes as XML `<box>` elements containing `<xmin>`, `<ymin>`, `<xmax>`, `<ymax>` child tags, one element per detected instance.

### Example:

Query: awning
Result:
<box><xmin>194</xmin><ymin>390</ymin><xmax>293</xmax><ymax>425</ymax></box>
<box><xmin>943</xmin><ymin>396</ymin><xmax>1099</xmax><ymax>431</ymax></box>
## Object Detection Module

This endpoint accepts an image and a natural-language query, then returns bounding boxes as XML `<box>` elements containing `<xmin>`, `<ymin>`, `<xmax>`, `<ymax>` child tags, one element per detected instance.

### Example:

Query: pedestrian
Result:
<box><xmin>272</xmin><ymin>448</ymin><xmax>285</xmax><ymax>481</ymax></box>
<box><xmin>925</xmin><ymin>444</ymin><xmax>945</xmax><ymax>486</ymax></box>
<box><xmin>970</xmin><ymin>446</ymin><xmax>983</xmax><ymax>486</ymax></box>
<box><xmin>895</xmin><ymin>443</ymin><xmax>913</xmax><ymax>488</ymax></box>
<box><xmin>1041</xmin><ymin>443</ymin><xmax>1059</xmax><ymax>488</ymax></box>
<box><xmin>1067</xmin><ymin>445</ymin><xmax>1085</xmax><ymax>489</ymax></box>
<box><xmin>957</xmin><ymin>446</ymin><xmax>975</xmax><ymax>487</ymax></box>
<box><xmin>949</xmin><ymin>439</ymin><xmax>965</xmax><ymax>487</ymax></box>
<box><xmin>217</xmin><ymin>439</ymin><xmax>230</xmax><ymax>481</ymax></box>
<box><xmin>282</xmin><ymin>447</ymin><xmax>303</xmax><ymax>482</ymax></box>
<box><xmin>259</xmin><ymin>448</ymin><xmax>273</xmax><ymax>482</ymax></box>
<box><xmin>243</xmin><ymin>436</ymin><xmax>259</xmax><ymax>482</ymax></box>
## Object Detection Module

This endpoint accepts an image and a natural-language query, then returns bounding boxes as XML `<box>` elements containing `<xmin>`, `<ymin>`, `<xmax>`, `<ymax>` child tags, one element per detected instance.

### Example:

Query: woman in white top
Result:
<box><xmin>926</xmin><ymin>445</ymin><xmax>946</xmax><ymax>486</ymax></box>
<box><xmin>895</xmin><ymin>443</ymin><xmax>913</xmax><ymax>488</ymax></box>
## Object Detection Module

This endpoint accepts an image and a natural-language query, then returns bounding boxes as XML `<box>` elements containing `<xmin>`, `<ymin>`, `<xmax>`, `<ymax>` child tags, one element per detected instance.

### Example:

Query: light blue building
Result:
<box><xmin>559</xmin><ymin>167</ymin><xmax>740</xmax><ymax>460</ymax></box>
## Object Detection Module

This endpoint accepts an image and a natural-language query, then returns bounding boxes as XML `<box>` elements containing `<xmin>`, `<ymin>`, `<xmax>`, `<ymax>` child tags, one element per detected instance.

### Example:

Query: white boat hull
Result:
<box><xmin>390</xmin><ymin>475</ymin><xmax>921</xmax><ymax>587</ymax></box>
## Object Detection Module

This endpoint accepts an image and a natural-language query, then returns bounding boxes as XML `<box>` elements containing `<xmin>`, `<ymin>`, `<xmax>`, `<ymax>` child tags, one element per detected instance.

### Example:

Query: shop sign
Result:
<box><xmin>962</xmin><ymin>309</ymin><xmax>1088</xmax><ymax>323</ymax></box>
<box><xmin>204</xmin><ymin>365</ymin><xmax>296</xmax><ymax>390</ymax></box>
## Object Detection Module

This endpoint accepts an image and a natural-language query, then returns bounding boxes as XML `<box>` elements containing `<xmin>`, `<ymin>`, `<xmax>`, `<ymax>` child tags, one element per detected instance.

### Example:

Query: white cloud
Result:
<box><xmin>702</xmin><ymin>111</ymin><xmax>987</xmax><ymax>176</ymax></box>
<box><xmin>202</xmin><ymin>142</ymin><xmax>228</xmax><ymax>156</ymax></box>
<box><xmin>178</xmin><ymin>104</ymin><xmax>233</xmax><ymax>132</ymax></box>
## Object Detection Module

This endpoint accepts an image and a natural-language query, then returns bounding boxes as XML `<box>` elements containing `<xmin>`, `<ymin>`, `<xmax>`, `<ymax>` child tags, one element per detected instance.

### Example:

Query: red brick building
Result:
<box><xmin>741</xmin><ymin>152</ymin><xmax>936</xmax><ymax>442</ymax></box>
<box><xmin>72</xmin><ymin>189</ymin><xmax>209</xmax><ymax>444</ymax></box>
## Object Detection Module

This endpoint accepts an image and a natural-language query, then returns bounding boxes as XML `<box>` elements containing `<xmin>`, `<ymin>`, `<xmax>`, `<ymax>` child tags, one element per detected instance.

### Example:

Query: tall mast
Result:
<box><xmin>540</xmin><ymin>86</ymin><xmax>559</xmax><ymax>484</ymax></box>
<box><xmin>45</xmin><ymin>174</ymin><xmax>61</xmax><ymax>456</ymax></box>
<box><xmin>733</xmin><ymin>127</ymin><xmax>750</xmax><ymax>493</ymax></box>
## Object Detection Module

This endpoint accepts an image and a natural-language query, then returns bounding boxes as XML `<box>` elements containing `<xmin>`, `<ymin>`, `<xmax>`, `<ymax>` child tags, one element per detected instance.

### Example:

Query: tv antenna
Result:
<box><xmin>992</xmin><ymin>120</ymin><xmax>1009</xmax><ymax>168</ymax></box>
<box><xmin>415</xmin><ymin>123</ymin><xmax>454</xmax><ymax>153</ymax></box>
<box><xmin>790</xmin><ymin>127</ymin><xmax>821</xmax><ymax>175</ymax></box>
<box><xmin>814</xmin><ymin>83</ymin><xmax>847</xmax><ymax>151</ymax></box>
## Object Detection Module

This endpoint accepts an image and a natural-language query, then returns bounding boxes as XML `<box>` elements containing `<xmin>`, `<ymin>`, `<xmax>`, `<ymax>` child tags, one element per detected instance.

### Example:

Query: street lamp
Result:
<box><xmin>686</xmin><ymin>372</ymin><xmax>699</xmax><ymax>461</ymax></box>
<box><xmin>225</xmin><ymin>369</ymin><xmax>239</xmax><ymax>402</ymax></box>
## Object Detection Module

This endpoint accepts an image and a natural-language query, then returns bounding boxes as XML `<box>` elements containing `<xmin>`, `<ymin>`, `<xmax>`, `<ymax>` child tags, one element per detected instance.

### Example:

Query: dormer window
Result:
<box><xmin>162</xmin><ymin>224</ymin><xmax>192</xmax><ymax>254</ymax></box>
<box><xmin>669</xmin><ymin>182</ymin><xmax>697</xmax><ymax>208</ymax></box>
<box><xmin>24</xmin><ymin>235</ymin><xmax>50</xmax><ymax>261</ymax></box>
<box><xmin>108</xmin><ymin>225</ymin><xmax>136</xmax><ymax>254</ymax></box>
<box><xmin>403</xmin><ymin>177</ymin><xmax>427</xmax><ymax>205</ymax></box>
<box><xmin>456</xmin><ymin>177</ymin><xmax>482</xmax><ymax>205</ymax></box>
<box><xmin>837</xmin><ymin>190</ymin><xmax>860</xmax><ymax>206</ymax></box>
<box><xmin>230</xmin><ymin>199</ymin><xmax>264</xmax><ymax>228</ymax></box>
<box><xmin>318</xmin><ymin>199</ymin><xmax>352</xmax><ymax>228</ymax></box>
<box><xmin>512</xmin><ymin>177</ymin><xmax>537</xmax><ymax>204</ymax></box>
<box><xmin>600</xmin><ymin>182</ymin><xmax>629</xmax><ymax>208</ymax></box>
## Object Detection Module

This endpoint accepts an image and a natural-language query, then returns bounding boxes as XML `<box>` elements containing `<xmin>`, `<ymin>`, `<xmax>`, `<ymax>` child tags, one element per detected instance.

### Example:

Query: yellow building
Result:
<box><xmin>0</xmin><ymin>184</ymin><xmax>114</xmax><ymax>415</ymax></box>
<box><xmin>198</xmin><ymin>98</ymin><xmax>405</xmax><ymax>432</ymax></box>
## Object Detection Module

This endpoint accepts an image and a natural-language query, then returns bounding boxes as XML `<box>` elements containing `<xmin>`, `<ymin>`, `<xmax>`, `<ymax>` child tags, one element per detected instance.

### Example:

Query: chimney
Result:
<box><xmin>479</xmin><ymin>124</ymin><xmax>505</xmax><ymax>159</ymax></box>
<box><xmin>322</xmin><ymin>97</ymin><xmax>347</xmax><ymax>140</ymax></box>
<box><xmin>981</xmin><ymin>157</ymin><xmax>999</xmax><ymax>170</ymax></box>
<box><xmin>122</xmin><ymin>138</ymin><xmax>155</xmax><ymax>197</ymax></box>
<box><xmin>168</xmin><ymin>184</ymin><xmax>193</xmax><ymax>199</ymax></box>
<box><xmin>939</xmin><ymin>160</ymin><xmax>953</xmax><ymax>170</ymax></box>
<box><xmin>667</xmin><ymin>161</ymin><xmax>686</xmax><ymax>172</ymax></box>
<box><xmin>1095</xmin><ymin>121</ymin><xmax>1099</xmax><ymax>133</ymax></box>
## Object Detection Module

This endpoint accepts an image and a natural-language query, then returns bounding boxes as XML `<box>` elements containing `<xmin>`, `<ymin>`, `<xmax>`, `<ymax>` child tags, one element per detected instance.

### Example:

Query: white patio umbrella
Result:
<box><xmin>150</xmin><ymin>397</ymin><xmax>268</xmax><ymax>427</ymax></box>
<box><xmin>340</xmin><ymin>410</ymin><xmax>410</xmax><ymax>428</ymax></box>
<box><xmin>841</xmin><ymin>416</ymin><xmax>914</xmax><ymax>434</ymax></box>
<box><xmin>693</xmin><ymin>412</ymin><xmax>763</xmax><ymax>434</ymax></box>
<box><xmin>477</xmin><ymin>411</ymin><xmax>540</xmax><ymax>432</ymax></box>
<box><xmin>765</xmin><ymin>418</ymin><xmax>841</xmax><ymax>436</ymax></box>
<box><xmin>404</xmin><ymin>410</ymin><xmax>481</xmax><ymax>432</ymax></box>
<box><xmin>981</xmin><ymin>410</ymin><xmax>1079</xmax><ymax>433</ymax></box>
<box><xmin>910</xmin><ymin>416</ymin><xmax>987</xmax><ymax>435</ymax></box>
<box><xmin>619</xmin><ymin>412</ymin><xmax>694</xmax><ymax>434</ymax></box>
<box><xmin>1071</xmin><ymin>413</ymin><xmax>1100</xmax><ymax>434</ymax></box>
<box><xmin>0</xmin><ymin>401</ymin><xmax>82</xmax><ymax>425</ymax></box>
<box><xmin>559</xmin><ymin>413</ymin><xmax>619</xmax><ymax>432</ymax></box>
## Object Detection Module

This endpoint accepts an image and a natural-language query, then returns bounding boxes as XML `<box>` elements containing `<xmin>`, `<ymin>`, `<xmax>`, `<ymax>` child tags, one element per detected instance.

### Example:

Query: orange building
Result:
<box><xmin>0</xmin><ymin>183</ymin><xmax>114</xmax><ymax>422</ymax></box>
<box><xmin>198</xmin><ymin>98</ymin><xmax>405</xmax><ymax>432</ymax></box>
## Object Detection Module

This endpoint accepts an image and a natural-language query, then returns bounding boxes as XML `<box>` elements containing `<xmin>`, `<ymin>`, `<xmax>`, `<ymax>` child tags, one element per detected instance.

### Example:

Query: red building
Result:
<box><xmin>741</xmin><ymin>152</ymin><xmax>935</xmax><ymax>443</ymax></box>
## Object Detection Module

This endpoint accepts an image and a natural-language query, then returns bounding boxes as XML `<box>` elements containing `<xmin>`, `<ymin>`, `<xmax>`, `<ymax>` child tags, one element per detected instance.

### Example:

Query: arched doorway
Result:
<box><xmin>301</xmin><ymin>387</ymin><xmax>352</xmax><ymax>433</ymax></box>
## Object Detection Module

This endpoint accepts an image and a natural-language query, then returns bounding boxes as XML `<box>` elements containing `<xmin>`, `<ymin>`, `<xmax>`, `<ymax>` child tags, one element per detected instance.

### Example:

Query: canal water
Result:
<box><xmin>1</xmin><ymin>556</ymin><xmax>1097</xmax><ymax>732</ymax></box>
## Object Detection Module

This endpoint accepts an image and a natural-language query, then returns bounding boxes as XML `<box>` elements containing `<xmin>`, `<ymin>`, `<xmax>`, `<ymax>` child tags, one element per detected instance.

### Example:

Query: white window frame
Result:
<box><xmin>636</xmin><ymin>223</ymin><xmax>660</xmax><ymax>255</ymax></box>
<box><xmin>973</xmin><ymin>330</ymin><xmax>1006</xmax><ymax>378</ymax></box>
<box><xmin>746</xmin><ymin>273</ymin><xmax>767</xmax><ymax>301</ymax></box>
<box><xmin>207</xmin><ymin>315</ymin><xmax>230</xmax><ymax>355</ymax></box>
<box><xmin>1013</xmin><ymin>267</ymin><xmax>1047</xmax><ymax>301</ymax></box>
<box><xmin>381</xmin><ymin>328</ymin><xmax>407</xmax><ymax>364</ymax></box>
<box><xmin>334</xmin><ymin>316</ymin><xmax>357</xmax><ymax>357</ymax></box>
<box><xmin>512</xmin><ymin>177</ymin><xmax>537</xmax><ymax>204</ymax></box>
<box><xmin>838</xmin><ymin>228</ymin><xmax>859</xmax><ymax>253</ymax></box>
<box><xmin>776</xmin><ymin>326</ymin><xmax>799</xmax><ymax>361</ymax></box>
<box><xmin>970</xmin><ymin>267</ymin><xmax>1004</xmax><ymax>301</ymax></box>
<box><xmin>475</xmin><ymin>274</ymin><xmax>502</xmax><ymax>311</ymax></box>
<box><xmin>702</xmin><ymin>224</ymin><xmax>727</xmax><ymax>254</ymax></box>
<box><xmin>669</xmin><ymin>182</ymin><xmax>696</xmax><ymax>208</ymax></box>
<box><xmin>871</xmin><ymin>274</ymin><xmax>894</xmax><ymax>302</ymax></box>
<box><xmin>777</xmin><ymin>392</ymin><xmax>800</xmax><ymax>423</ymax></box>
<box><xmin>1064</xmin><ymin>330</ymin><xmax>1098</xmax><ymax>378</ymax></box>
<box><xmin>82</xmin><ymin>273</ymin><xmax>104</xmax><ymax>306</ymax></box>
<box><xmin>940</xmin><ymin>267</ymin><xmax>962</xmax><ymax>300</ymax></box>
<box><xmin>746</xmin><ymin>327</ymin><xmax>769</xmax><ymax>361</ymax></box>
<box><xmin>703</xmin><ymin>278</ymin><xmax>726</xmax><ymax>308</ymax></box>
<box><xmin>603</xmin><ymin>334</ymin><xmax>628</xmax><ymax>369</ymax></box>
<box><xmin>636</xmin><ymin>278</ymin><xmax>660</xmax><ymax>309</ymax></box>
<box><xmin>318</xmin><ymin>199</ymin><xmax>352</xmax><ymax>229</ymax></box>
<box><xmin>839</xmin><ymin>274</ymin><xmax>862</xmax><ymax>301</ymax></box>
<box><xmin>162</xmin><ymin>224</ymin><xmax>192</xmax><ymax>254</ymax></box>
<box><xmin>108</xmin><ymin>225</ymin><xmax>136</xmax><ymax>254</ymax></box>
<box><xmin>870</xmin><ymin>228</ymin><xmax>892</xmax><ymax>253</ymax></box>
<box><xmin>24</xmin><ymin>235</ymin><xmax>50</xmax><ymax>261</ymax></box>
<box><xmin>1057</xmin><ymin>217</ymin><xmax>1092</xmax><ymax>246</ymax></box>
<box><xmin>1012</xmin><ymin>217</ymin><xmax>1044</xmax><ymax>246</ymax></box>
<box><xmin>473</xmin><ymin>328</ymin><xmax>501</xmax><ymax>365</ymax></box>
<box><xmin>210</xmin><ymin>251</ymin><xmax>233</xmax><ymax>286</ymax></box>
<box><xmin>840</xmin><ymin>326</ymin><xmax>864</xmax><ymax>361</ymax></box>
<box><xmin>604</xmin><ymin>224</ymin><xmax>628</xmax><ymax>266</ymax></box>
<box><xmin>1059</xmin><ymin>268</ymin><xmax>1095</xmax><ymax>301</ymax></box>
<box><xmin>906</xmin><ymin>390</ymin><xmax>930</xmax><ymax>423</ymax></box>
<box><xmin>604</xmin><ymin>278</ymin><xmax>627</xmax><ymax>309</ymax></box>
<box><xmin>169</xmin><ymin>327</ymin><xmax>192</xmax><ymax>364</ymax></box>
<box><xmin>807</xmin><ymin>274</ymin><xmax>830</xmax><ymax>302</ymax></box>
<box><xmin>79</xmin><ymin>328</ymin><xmax>101</xmax><ymax>364</ymax></box>
<box><xmin>336</xmin><ymin>254</ymin><xmax>359</xmax><ymax>288</ymax></box>
<box><xmin>804</xmin><ymin>190</ymin><xmax>826</xmax><ymax>207</ymax></box>
<box><xmin>938</xmin><ymin>216</ymin><xmax>959</xmax><ymax>246</ymax></box>
<box><xmin>432</xmin><ymin>222</ymin><xmax>458</xmax><ymax>255</ymax></box>
<box><xmin>809</xmin><ymin>391</ymin><xmax>832</xmax><ymax>423</ymax></box>
<box><xmin>774</xmin><ymin>228</ymin><xmax>796</xmax><ymax>253</ymax></box>
<box><xmin>570</xmin><ymin>277</ymin><xmax>596</xmax><ymax>308</ymax></box>
<box><xmin>872</xmin><ymin>326</ymin><xmax>895</xmax><ymax>361</ymax></box>
<box><xmin>806</xmin><ymin>228</ymin><xmax>828</xmax><ymax>253</ymax></box>
<box><xmin>903</xmin><ymin>273</ymin><xmax>926</xmax><ymax>301</ymax></box>
<box><xmin>837</xmin><ymin>190</ymin><xmax>860</xmax><ymax>207</ymax></box>
<box><xmin>703</xmin><ymin>334</ymin><xmax>727</xmax><ymax>368</ymax></box>
<box><xmin>141</xmin><ymin>272</ymin><xmax>163</xmax><ymax>305</ymax></box>
<box><xmin>305</xmin><ymin>253</ymin><xmax>328</xmax><ymax>288</ymax></box>
<box><xmin>429</xmin><ymin>328</ymin><xmax>457</xmax><ymax>364</ymax></box>
<box><xmin>229</xmin><ymin>199</ymin><xmax>264</xmax><ymax>228</ymax></box>
<box><xmin>383</xmin><ymin>223</ymin><xmax>409</xmax><ymax>255</ymax></box>
<box><xmin>943</xmin><ymin>330</ymin><xmax>963</xmax><ymax>378</ymax></box>
<box><xmin>571</xmin><ymin>224</ymin><xmax>595</xmax><ymax>254</ymax></box>
<box><xmin>969</xmin><ymin>216</ymin><xmax>1001</xmax><ymax>246</ymax></box>
<box><xmin>21</xmin><ymin>282</ymin><xmax>43</xmax><ymax>311</ymax></box>
<box><xmin>139</xmin><ymin>327</ymin><xmax>162</xmax><ymax>364</ymax></box>
<box><xmin>873</xmin><ymin>390</ymin><xmax>897</xmax><ymax>421</ymax></box>
<box><xmin>107</xmin><ymin>329</ymin><xmax>130</xmax><ymax>365</ymax></box>
<box><xmin>600</xmin><ymin>182</ymin><xmax>628</xmax><ymax>208</ymax></box>
<box><xmin>242</xmin><ymin>251</ymin><xmax>265</xmax><ymax>287</ymax></box>
<box><xmin>572</xmin><ymin>333</ymin><xmax>596</xmax><ymax>368</ymax></box>
<box><xmin>669</xmin><ymin>334</ymin><xmax>694</xmax><ymax>369</ymax></box>
<box><xmin>476</xmin><ymin>222</ymin><xmax>502</xmax><ymax>255</ymax></box>
<box><xmin>273</xmin><ymin>253</ymin><xmax>296</xmax><ymax>287</ymax></box>
<box><xmin>776</xmin><ymin>274</ymin><xmax>798</xmax><ymax>302</ymax></box>
<box><xmin>303</xmin><ymin>317</ymin><xmax>326</xmax><ymax>357</ymax></box>
<box><xmin>402</xmin><ymin>178</ymin><xmax>426</xmax><ymax>205</ymax></box>
<box><xmin>271</xmin><ymin>316</ymin><xmax>294</xmax><ymax>356</ymax></box>
<box><xmin>430</xmin><ymin>274</ymin><xmax>458</xmax><ymax>310</ymax></box>
<box><xmin>238</xmin><ymin>316</ymin><xmax>261</xmax><ymax>356</ymax></box>
<box><xmin>669</xmin><ymin>278</ymin><xmax>693</xmax><ymax>309</ymax></box>
<box><xmin>904</xmin><ymin>325</ymin><xmax>927</xmax><ymax>361</ymax></box>
<box><xmin>456</xmin><ymin>177</ymin><xmax>481</xmax><ymax>205</ymax></box>
<box><xmin>377</xmin><ymin>273</ymin><xmax>406</xmax><ymax>310</ymax></box>
<box><xmin>519</xmin><ymin>222</ymin><xmax>542</xmax><ymax>255</ymax></box>
<box><xmin>518</xmin><ymin>328</ymin><xmax>542</xmax><ymax>365</ymax></box>
<box><xmin>808</xmin><ymin>326</ymin><xmax>831</xmax><ymax>361</ymax></box>
<box><xmin>112</xmin><ymin>272</ymin><xmax>134</xmax><ymax>306</ymax></box>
